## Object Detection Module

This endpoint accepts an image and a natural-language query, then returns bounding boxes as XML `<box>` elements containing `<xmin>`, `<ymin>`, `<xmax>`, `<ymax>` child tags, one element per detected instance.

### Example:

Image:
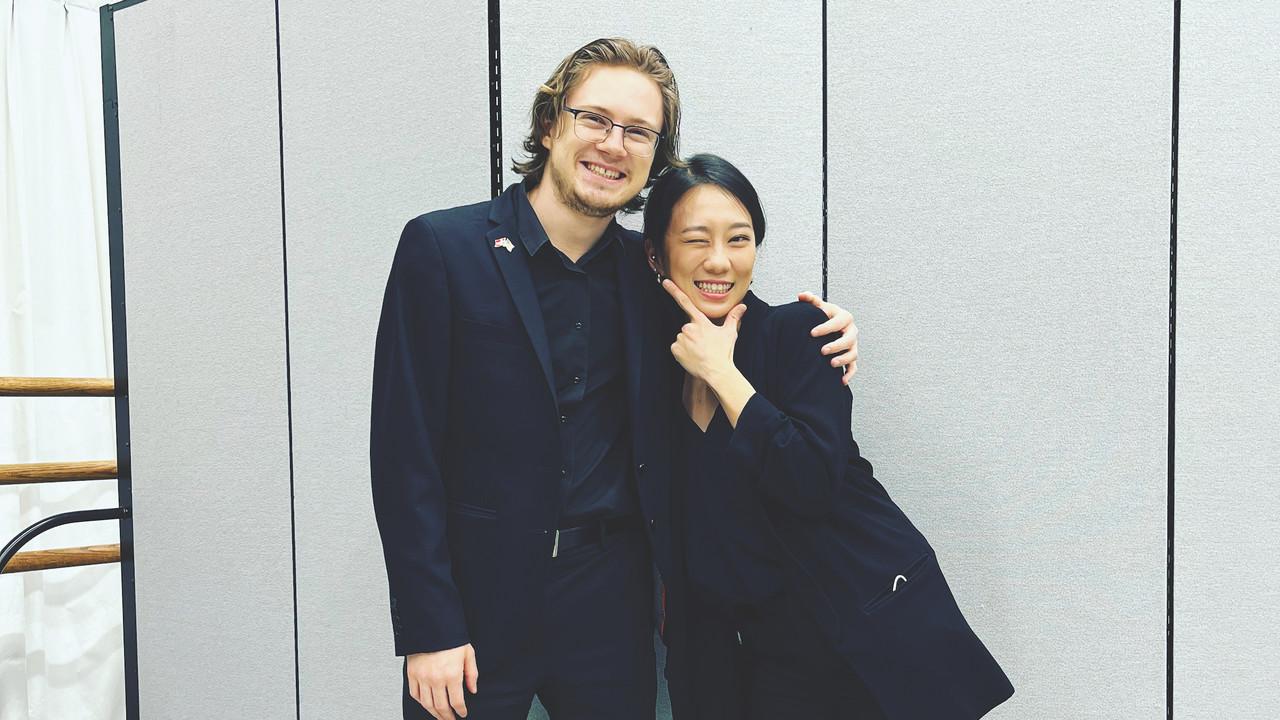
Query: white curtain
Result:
<box><xmin>1</xmin><ymin>1</ymin><xmax>123</xmax><ymax>719</ymax></box>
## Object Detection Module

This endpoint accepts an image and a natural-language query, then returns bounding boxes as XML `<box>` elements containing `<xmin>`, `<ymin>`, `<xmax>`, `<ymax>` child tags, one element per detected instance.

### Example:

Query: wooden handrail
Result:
<box><xmin>1</xmin><ymin>544</ymin><xmax>121</xmax><ymax>574</ymax></box>
<box><xmin>0</xmin><ymin>460</ymin><xmax>118</xmax><ymax>485</ymax></box>
<box><xmin>0</xmin><ymin>377</ymin><xmax>114</xmax><ymax>397</ymax></box>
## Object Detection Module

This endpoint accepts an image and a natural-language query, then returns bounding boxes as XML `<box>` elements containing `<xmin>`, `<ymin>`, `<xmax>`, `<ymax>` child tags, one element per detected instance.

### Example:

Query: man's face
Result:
<box><xmin>540</xmin><ymin>65</ymin><xmax>663</xmax><ymax>218</ymax></box>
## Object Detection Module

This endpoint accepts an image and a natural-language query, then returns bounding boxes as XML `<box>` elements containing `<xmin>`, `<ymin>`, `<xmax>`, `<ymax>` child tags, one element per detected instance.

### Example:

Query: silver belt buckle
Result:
<box><xmin>551</xmin><ymin>529</ymin><xmax>560</xmax><ymax>558</ymax></box>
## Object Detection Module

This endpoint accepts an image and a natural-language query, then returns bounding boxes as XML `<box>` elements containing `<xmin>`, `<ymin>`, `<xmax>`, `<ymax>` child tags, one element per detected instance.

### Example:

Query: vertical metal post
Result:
<box><xmin>100</xmin><ymin>4</ymin><xmax>140</xmax><ymax>717</ymax></box>
<box><xmin>488</xmin><ymin>0</ymin><xmax>503</xmax><ymax>198</ymax></box>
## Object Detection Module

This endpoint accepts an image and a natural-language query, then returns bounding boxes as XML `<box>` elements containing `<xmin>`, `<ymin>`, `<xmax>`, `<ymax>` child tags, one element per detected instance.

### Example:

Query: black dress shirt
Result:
<box><xmin>516</xmin><ymin>186</ymin><xmax>637</xmax><ymax>526</ymax></box>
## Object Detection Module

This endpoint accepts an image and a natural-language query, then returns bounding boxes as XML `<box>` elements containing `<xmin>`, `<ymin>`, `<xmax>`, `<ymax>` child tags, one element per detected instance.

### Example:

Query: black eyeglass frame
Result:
<box><xmin>561</xmin><ymin>106</ymin><xmax>664</xmax><ymax>155</ymax></box>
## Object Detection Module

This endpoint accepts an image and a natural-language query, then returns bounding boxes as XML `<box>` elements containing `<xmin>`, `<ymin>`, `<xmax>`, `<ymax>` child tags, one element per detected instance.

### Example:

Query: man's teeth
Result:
<box><xmin>586</xmin><ymin>163</ymin><xmax>622</xmax><ymax>180</ymax></box>
<box><xmin>695</xmin><ymin>281</ymin><xmax>733</xmax><ymax>294</ymax></box>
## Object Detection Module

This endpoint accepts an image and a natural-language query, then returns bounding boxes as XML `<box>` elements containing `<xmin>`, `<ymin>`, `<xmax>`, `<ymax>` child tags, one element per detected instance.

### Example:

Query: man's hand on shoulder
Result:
<box><xmin>797</xmin><ymin>291</ymin><xmax>859</xmax><ymax>385</ymax></box>
<box><xmin>406</xmin><ymin>643</ymin><xmax>479</xmax><ymax>719</ymax></box>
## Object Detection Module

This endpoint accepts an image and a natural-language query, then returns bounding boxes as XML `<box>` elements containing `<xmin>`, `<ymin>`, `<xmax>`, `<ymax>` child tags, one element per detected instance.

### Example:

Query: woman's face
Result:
<box><xmin>661</xmin><ymin>184</ymin><xmax>757</xmax><ymax>322</ymax></box>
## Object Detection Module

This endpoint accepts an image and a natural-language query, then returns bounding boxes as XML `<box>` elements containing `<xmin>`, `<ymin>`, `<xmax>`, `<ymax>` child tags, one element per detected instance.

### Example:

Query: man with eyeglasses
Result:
<box><xmin>370</xmin><ymin>38</ymin><xmax>859</xmax><ymax>720</ymax></box>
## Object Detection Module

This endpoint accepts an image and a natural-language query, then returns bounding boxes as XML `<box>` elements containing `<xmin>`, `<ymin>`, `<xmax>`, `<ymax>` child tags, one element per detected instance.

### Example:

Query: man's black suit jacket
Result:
<box><xmin>369</xmin><ymin>183</ymin><xmax>675</xmax><ymax>668</ymax></box>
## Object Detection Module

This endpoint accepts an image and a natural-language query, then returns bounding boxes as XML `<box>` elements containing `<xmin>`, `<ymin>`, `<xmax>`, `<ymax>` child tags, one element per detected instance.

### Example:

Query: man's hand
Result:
<box><xmin>406</xmin><ymin>644</ymin><xmax>478</xmax><ymax>720</ymax></box>
<box><xmin>797</xmin><ymin>291</ymin><xmax>859</xmax><ymax>385</ymax></box>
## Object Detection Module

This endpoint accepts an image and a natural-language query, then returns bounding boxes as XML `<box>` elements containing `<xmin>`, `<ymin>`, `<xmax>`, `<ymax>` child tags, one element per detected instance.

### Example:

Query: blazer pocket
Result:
<box><xmin>456</xmin><ymin>317</ymin><xmax>527</xmax><ymax>349</ymax></box>
<box><xmin>861</xmin><ymin>552</ymin><xmax>936</xmax><ymax>614</ymax></box>
<box><xmin>447</xmin><ymin>501</ymin><xmax>497</xmax><ymax>520</ymax></box>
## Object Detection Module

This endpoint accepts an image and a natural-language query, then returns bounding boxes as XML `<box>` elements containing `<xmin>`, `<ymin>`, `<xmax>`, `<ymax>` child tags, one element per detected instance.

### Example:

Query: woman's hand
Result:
<box><xmin>661</xmin><ymin>279</ymin><xmax>745</xmax><ymax>382</ymax></box>
<box><xmin>662</xmin><ymin>280</ymin><xmax>758</xmax><ymax>426</ymax></box>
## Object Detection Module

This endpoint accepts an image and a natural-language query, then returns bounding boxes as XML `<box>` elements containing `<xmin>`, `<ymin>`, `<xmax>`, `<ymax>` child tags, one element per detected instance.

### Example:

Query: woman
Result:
<box><xmin>645</xmin><ymin>155</ymin><xmax>1014</xmax><ymax>719</ymax></box>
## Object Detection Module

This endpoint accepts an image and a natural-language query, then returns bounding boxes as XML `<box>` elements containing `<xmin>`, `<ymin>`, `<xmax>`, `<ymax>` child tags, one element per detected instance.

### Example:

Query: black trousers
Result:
<box><xmin>734</xmin><ymin>592</ymin><xmax>885</xmax><ymax>720</ymax></box>
<box><xmin>681</xmin><ymin>587</ymin><xmax>885</xmax><ymax>720</ymax></box>
<box><xmin>403</xmin><ymin>527</ymin><xmax>656</xmax><ymax>720</ymax></box>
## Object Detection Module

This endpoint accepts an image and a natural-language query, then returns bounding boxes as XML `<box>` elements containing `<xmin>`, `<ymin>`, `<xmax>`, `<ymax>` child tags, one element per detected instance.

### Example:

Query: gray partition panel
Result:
<box><xmin>827</xmin><ymin>4</ymin><xmax>1171</xmax><ymax>717</ymax></box>
<box><xmin>1175</xmin><ymin>4</ymin><xmax>1280</xmax><ymax>717</ymax></box>
<box><xmin>501</xmin><ymin>2</ymin><xmax>824</xmax><ymax>303</ymax></box>
<box><xmin>277</xmin><ymin>1</ymin><xmax>490</xmax><ymax>716</ymax></box>
<box><xmin>113</xmin><ymin>1</ymin><xmax>295</xmax><ymax>717</ymax></box>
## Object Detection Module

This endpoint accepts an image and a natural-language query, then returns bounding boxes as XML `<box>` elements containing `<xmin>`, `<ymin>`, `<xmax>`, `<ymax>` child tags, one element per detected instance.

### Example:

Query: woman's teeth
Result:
<box><xmin>585</xmin><ymin>163</ymin><xmax>622</xmax><ymax>180</ymax></box>
<box><xmin>694</xmin><ymin>281</ymin><xmax>733</xmax><ymax>294</ymax></box>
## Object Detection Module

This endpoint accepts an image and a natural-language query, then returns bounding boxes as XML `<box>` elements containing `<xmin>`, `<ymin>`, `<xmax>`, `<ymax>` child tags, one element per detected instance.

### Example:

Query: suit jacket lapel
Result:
<box><xmin>487</xmin><ymin>198</ymin><xmax>558</xmax><ymax>410</ymax></box>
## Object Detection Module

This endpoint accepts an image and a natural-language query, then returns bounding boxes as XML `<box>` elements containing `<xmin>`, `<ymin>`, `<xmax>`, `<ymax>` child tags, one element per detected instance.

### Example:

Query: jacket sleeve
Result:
<box><xmin>370</xmin><ymin>216</ymin><xmax>469</xmax><ymax>656</ymax></box>
<box><xmin>727</xmin><ymin>304</ymin><xmax>851</xmax><ymax>518</ymax></box>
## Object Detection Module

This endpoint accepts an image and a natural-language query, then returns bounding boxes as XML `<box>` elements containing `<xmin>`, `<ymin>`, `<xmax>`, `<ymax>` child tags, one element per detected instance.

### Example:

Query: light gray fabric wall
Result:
<box><xmin>103</xmin><ymin>2</ymin><xmax>1280</xmax><ymax>718</ymax></box>
<box><xmin>112</xmin><ymin>1</ymin><xmax>295</xmax><ymax>717</ymax></box>
<box><xmin>1174</xmin><ymin>3</ymin><xmax>1280</xmax><ymax>718</ymax></box>
<box><xmin>826</xmin><ymin>3</ymin><xmax>1172</xmax><ymax>717</ymax></box>
<box><xmin>275</xmin><ymin>1</ymin><xmax>490</xmax><ymax>717</ymax></box>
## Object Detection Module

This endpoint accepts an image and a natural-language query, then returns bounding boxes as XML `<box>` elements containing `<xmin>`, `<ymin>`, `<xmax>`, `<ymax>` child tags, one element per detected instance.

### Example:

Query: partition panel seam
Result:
<box><xmin>489</xmin><ymin>0</ymin><xmax>503</xmax><ymax>198</ymax></box>
<box><xmin>271</xmin><ymin>1</ymin><xmax>304</xmax><ymax>717</ymax></box>
<box><xmin>1167</xmin><ymin>2</ymin><xmax>1180</xmax><ymax>718</ymax></box>
<box><xmin>821</xmin><ymin>0</ymin><xmax>829</xmax><ymax>300</ymax></box>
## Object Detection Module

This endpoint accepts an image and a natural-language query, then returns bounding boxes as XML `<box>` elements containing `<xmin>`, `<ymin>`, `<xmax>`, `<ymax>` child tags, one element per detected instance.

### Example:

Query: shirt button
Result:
<box><xmin>560</xmin><ymin>468</ymin><xmax>568</xmax><ymax>477</ymax></box>
<box><xmin>575</xmin><ymin>321</ymin><xmax>584</xmax><ymax>330</ymax></box>
<box><xmin>560</xmin><ymin>415</ymin><xmax>568</xmax><ymax>424</ymax></box>
<box><xmin>637</xmin><ymin>463</ymin><xmax>646</xmax><ymax>473</ymax></box>
<box><xmin>649</xmin><ymin>518</ymin><xmax>657</xmax><ymax>529</ymax></box>
<box><xmin>573</xmin><ymin>375</ymin><xmax>582</xmax><ymax>384</ymax></box>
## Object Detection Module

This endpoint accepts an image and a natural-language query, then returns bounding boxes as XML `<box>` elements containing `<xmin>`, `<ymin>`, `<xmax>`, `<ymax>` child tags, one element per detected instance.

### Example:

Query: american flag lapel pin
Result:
<box><xmin>494</xmin><ymin>236</ymin><xmax>514</xmax><ymax>253</ymax></box>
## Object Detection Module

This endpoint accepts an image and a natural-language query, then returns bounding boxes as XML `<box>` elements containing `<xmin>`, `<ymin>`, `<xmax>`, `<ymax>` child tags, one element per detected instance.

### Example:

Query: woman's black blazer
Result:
<box><xmin>662</xmin><ymin>291</ymin><xmax>1014</xmax><ymax>720</ymax></box>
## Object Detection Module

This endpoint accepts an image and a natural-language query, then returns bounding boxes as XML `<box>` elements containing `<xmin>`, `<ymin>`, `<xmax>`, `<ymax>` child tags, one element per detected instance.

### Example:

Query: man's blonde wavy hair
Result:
<box><xmin>512</xmin><ymin>38</ymin><xmax>683</xmax><ymax>213</ymax></box>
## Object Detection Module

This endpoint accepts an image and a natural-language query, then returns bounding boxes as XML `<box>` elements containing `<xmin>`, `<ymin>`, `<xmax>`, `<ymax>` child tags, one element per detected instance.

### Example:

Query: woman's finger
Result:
<box><xmin>726</xmin><ymin>304</ymin><xmax>748</xmax><ymax>331</ymax></box>
<box><xmin>662</xmin><ymin>279</ymin><xmax>709</xmax><ymax>323</ymax></box>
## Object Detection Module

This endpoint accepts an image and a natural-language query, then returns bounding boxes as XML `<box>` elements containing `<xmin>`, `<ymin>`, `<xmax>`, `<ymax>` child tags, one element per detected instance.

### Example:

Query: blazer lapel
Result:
<box><xmin>486</xmin><ymin>199</ymin><xmax>557</xmax><ymax>410</ymax></box>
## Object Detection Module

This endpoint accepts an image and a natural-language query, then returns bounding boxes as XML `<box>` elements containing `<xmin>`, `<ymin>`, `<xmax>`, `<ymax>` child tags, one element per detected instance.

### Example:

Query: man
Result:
<box><xmin>370</xmin><ymin>38</ymin><xmax>858</xmax><ymax>720</ymax></box>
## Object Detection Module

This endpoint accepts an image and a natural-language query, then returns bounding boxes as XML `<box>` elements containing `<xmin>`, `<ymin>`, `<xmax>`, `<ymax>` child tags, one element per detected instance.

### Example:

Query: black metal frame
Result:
<box><xmin>0</xmin><ymin>508</ymin><xmax>129</xmax><ymax>573</ymax></box>
<box><xmin>101</xmin><ymin>2</ymin><xmax>147</xmax><ymax>717</ymax></box>
<box><xmin>1167</xmin><ymin>3</ymin><xmax>1180</xmax><ymax>718</ymax></box>
<box><xmin>0</xmin><ymin>5</ymin><xmax>144</xmax><ymax>718</ymax></box>
<box><xmin>488</xmin><ymin>0</ymin><xmax>503</xmax><ymax>198</ymax></box>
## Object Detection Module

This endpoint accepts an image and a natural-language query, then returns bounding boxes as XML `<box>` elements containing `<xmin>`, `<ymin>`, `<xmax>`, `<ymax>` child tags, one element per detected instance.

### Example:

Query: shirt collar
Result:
<box><xmin>515</xmin><ymin>179</ymin><xmax>623</xmax><ymax>259</ymax></box>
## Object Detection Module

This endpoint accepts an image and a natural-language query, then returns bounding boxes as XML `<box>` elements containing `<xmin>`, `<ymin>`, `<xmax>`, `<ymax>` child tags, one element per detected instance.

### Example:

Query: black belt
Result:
<box><xmin>551</xmin><ymin>515</ymin><xmax>643</xmax><ymax>558</ymax></box>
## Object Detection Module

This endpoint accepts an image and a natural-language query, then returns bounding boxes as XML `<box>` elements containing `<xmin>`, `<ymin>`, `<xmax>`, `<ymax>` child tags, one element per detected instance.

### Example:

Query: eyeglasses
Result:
<box><xmin>562</xmin><ymin>106</ymin><xmax>662</xmax><ymax>157</ymax></box>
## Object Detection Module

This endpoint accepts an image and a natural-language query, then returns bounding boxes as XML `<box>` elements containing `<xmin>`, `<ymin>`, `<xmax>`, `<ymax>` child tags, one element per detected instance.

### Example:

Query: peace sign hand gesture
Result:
<box><xmin>661</xmin><ymin>279</ymin><xmax>747</xmax><ymax>383</ymax></box>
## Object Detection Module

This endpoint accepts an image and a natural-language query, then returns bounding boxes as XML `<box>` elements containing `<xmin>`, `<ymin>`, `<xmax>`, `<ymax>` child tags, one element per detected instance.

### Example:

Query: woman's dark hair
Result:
<box><xmin>642</xmin><ymin>153</ymin><xmax>766</xmax><ymax>270</ymax></box>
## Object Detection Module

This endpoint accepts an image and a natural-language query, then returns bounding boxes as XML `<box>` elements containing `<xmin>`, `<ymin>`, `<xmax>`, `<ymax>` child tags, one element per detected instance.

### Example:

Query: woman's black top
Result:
<box><xmin>674</xmin><ymin>403</ymin><xmax>786</xmax><ymax>607</ymax></box>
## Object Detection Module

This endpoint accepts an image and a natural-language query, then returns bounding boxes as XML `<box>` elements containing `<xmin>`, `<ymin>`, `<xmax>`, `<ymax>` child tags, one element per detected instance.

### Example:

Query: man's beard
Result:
<box><xmin>548</xmin><ymin>158</ymin><xmax>633</xmax><ymax>218</ymax></box>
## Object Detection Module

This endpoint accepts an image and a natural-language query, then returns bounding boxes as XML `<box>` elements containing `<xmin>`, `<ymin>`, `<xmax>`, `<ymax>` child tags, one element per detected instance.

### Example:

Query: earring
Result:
<box><xmin>650</xmin><ymin>256</ymin><xmax>665</xmax><ymax>284</ymax></box>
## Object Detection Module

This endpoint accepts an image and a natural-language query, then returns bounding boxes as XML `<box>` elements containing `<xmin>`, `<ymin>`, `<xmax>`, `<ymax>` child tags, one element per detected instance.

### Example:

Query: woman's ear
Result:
<box><xmin>643</xmin><ymin>239</ymin><xmax>666</xmax><ymax>284</ymax></box>
<box><xmin>643</xmin><ymin>239</ymin><xmax>659</xmax><ymax>272</ymax></box>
